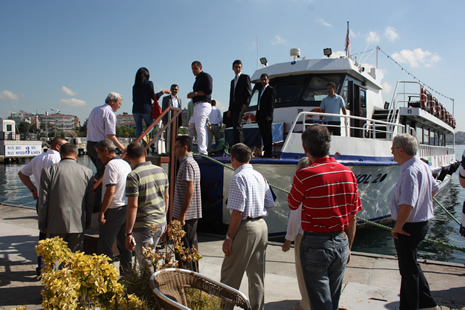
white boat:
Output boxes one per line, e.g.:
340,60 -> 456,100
195,48 -> 459,236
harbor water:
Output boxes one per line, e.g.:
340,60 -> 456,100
1,149 -> 464,265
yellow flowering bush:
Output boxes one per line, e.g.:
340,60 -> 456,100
36,237 -> 145,309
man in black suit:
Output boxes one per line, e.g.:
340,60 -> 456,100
256,74 -> 275,157
162,84 -> 182,152
227,60 -> 252,145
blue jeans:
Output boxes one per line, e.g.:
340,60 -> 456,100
300,232 -> 349,310
133,112 -> 154,138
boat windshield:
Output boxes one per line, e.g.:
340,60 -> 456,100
248,74 -> 345,109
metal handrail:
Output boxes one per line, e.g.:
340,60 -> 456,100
93,107 -> 181,191
290,111 -> 404,136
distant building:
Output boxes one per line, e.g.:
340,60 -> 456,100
9,111 -> 40,129
116,112 -> 136,128
40,113 -> 80,132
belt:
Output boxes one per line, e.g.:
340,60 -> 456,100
211,124 -> 219,126
304,231 -> 344,237
244,216 -> 264,221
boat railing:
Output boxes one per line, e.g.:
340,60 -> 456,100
418,144 -> 455,158
288,111 -> 405,140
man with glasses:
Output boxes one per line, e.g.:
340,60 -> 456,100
390,134 -> 440,310
18,137 -> 67,276
162,84 -> 182,152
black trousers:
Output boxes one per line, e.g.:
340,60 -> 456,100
87,141 -> 105,178
231,109 -> 245,145
394,221 -> 437,310
327,121 -> 341,136
86,140 -> 103,212
258,120 -> 272,156
177,219 -> 199,272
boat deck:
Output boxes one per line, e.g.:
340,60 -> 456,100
0,204 -> 464,309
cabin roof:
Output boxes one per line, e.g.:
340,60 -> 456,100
251,57 -> 383,90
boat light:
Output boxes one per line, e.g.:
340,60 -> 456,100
324,48 -> 332,58
260,57 -> 268,67
290,48 -> 301,61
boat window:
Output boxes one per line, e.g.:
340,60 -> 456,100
275,78 -> 305,104
302,75 -> 343,102
423,128 -> 429,145
416,126 -> 423,143
249,85 -> 260,108
360,89 -> 366,109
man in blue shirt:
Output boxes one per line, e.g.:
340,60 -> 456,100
320,82 -> 346,136
390,133 -> 440,310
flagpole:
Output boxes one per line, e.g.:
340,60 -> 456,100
345,21 -> 350,58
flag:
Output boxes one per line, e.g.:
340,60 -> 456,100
345,21 -> 350,58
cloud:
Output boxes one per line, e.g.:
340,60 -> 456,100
384,26 -> 398,42
331,50 -> 346,58
61,86 -> 78,96
367,31 -> 381,44
0,90 -> 20,100
315,18 -> 332,27
382,82 -> 393,94
392,48 -> 441,67
271,35 -> 287,45
59,98 -> 87,107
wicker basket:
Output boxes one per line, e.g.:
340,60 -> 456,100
149,268 -> 252,310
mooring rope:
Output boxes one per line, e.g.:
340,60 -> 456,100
197,153 -> 465,253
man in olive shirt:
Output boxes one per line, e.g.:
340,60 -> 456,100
125,142 -> 169,268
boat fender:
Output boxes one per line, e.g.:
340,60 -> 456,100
242,113 -> 256,124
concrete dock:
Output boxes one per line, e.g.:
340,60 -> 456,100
0,204 -> 464,309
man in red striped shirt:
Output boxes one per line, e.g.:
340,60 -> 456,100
288,125 -> 362,310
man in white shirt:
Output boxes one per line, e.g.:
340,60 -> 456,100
86,92 -> 126,178
95,139 -> 132,272
18,137 -> 67,276
208,100 -> 223,153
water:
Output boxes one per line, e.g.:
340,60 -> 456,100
352,144 -> 465,265
1,152 -> 465,265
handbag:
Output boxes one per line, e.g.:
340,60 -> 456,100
152,94 -> 162,120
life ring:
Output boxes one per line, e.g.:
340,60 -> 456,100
420,87 -> 427,109
306,108 -> 321,120
242,112 -> 256,124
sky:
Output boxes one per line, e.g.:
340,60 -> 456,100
1,0 -> 465,131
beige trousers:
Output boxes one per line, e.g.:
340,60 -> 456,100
221,218 -> 268,310
294,233 -> 311,310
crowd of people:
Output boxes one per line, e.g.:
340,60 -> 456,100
17,60 -> 446,310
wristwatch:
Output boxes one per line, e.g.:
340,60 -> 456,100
195,91 -> 198,96
225,234 -> 233,241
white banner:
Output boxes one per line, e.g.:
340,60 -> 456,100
5,144 -> 42,157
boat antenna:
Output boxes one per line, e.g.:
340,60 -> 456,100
256,37 -> 259,69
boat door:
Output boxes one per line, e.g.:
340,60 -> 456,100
347,81 -> 367,137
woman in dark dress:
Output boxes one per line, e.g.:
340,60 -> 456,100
132,67 -> 170,139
